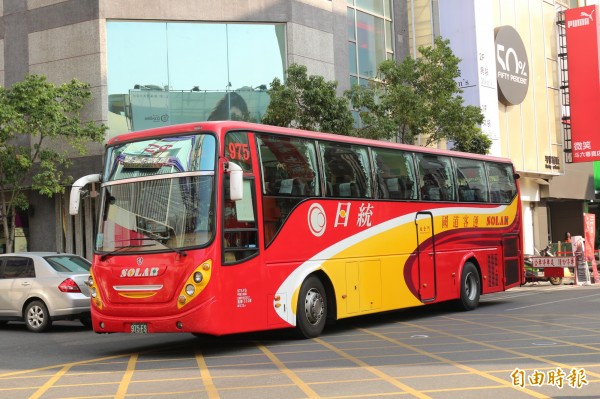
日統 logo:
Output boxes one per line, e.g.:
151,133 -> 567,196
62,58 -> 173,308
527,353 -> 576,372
308,203 -> 326,237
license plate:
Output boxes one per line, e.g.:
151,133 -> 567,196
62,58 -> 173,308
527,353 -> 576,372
130,323 -> 148,334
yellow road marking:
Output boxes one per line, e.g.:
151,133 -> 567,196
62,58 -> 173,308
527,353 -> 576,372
315,337 -> 433,399
195,349 -> 220,399
0,355 -> 127,378
358,328 -> 548,398
28,364 -> 72,399
115,353 -> 138,399
256,343 -> 321,398
441,315 -> 600,378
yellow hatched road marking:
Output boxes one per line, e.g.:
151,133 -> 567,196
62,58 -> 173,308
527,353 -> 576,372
115,353 -> 138,399
314,337 -> 433,399
26,364 -> 73,399
0,355 -> 127,378
256,343 -> 321,398
502,313 -> 600,339
441,315 -> 600,379
358,328 -> 548,398
195,349 -> 220,399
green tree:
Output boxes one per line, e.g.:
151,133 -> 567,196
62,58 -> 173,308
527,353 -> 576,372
262,64 -> 354,135
346,37 -> 491,154
0,75 -> 106,253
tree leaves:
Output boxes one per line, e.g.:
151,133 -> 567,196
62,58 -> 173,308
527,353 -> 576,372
0,74 -> 106,252
346,37 -> 491,154
263,39 -> 491,155
262,64 -> 354,135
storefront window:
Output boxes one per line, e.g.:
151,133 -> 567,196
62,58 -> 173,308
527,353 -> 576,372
106,22 -> 286,137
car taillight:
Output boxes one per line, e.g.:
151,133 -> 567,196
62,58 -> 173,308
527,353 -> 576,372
58,278 -> 82,293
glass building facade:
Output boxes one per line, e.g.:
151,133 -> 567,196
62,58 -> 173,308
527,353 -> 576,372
347,0 -> 394,87
2,0 -> 404,255
106,22 -> 286,137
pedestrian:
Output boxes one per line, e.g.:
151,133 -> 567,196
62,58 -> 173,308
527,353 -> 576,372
564,231 -> 571,243
572,235 -> 591,285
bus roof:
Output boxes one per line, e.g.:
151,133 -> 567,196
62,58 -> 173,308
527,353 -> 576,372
107,120 -> 513,164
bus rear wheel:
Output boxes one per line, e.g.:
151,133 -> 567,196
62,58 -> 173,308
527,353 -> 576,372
296,276 -> 327,338
457,262 -> 480,311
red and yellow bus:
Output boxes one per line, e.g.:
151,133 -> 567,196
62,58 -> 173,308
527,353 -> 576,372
70,121 -> 523,338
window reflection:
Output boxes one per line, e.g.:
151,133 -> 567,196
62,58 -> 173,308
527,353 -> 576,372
320,142 -> 372,199
356,11 -> 386,78
347,1 -> 393,87
356,0 -> 384,15
107,22 -> 285,137
166,24 -> 228,93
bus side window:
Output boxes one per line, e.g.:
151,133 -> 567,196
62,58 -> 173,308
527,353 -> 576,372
487,162 -> 516,204
372,148 -> 416,200
256,134 -> 319,246
321,142 -> 372,199
417,154 -> 456,202
454,158 -> 488,203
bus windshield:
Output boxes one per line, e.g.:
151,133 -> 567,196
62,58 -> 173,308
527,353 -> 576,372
97,134 -> 216,253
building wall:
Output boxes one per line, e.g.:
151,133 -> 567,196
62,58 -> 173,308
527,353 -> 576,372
99,0 -> 340,84
549,162 -> 595,199
549,200 -> 586,239
2,0 -> 590,255
406,0 -> 593,254
407,0 -> 434,57
0,0 -> 370,253
492,0 -> 563,176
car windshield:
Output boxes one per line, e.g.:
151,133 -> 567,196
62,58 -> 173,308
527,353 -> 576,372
97,133 -> 217,253
45,256 -> 91,273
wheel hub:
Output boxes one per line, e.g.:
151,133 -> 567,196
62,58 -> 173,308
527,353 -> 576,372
27,306 -> 44,328
465,273 -> 477,300
304,288 -> 324,325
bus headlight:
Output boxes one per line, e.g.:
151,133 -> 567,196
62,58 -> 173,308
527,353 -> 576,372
88,271 -> 103,310
185,284 -> 195,296
177,260 -> 212,309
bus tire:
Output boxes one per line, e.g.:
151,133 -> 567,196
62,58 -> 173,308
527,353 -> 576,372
457,262 -> 480,311
296,276 -> 327,338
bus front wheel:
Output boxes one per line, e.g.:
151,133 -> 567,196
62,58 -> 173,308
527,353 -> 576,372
457,262 -> 480,311
296,276 -> 327,338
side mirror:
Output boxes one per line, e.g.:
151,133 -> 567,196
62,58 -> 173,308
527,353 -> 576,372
227,162 -> 243,201
69,174 -> 101,215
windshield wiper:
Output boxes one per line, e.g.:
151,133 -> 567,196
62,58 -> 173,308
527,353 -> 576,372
144,236 -> 187,256
100,244 -> 155,261
124,237 -> 187,257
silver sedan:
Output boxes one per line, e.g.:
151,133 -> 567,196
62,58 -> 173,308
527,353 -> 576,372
0,252 -> 91,332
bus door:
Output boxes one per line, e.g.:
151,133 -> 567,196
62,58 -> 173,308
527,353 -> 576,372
415,212 -> 436,302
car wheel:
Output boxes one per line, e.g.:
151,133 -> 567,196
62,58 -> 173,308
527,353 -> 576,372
549,277 -> 563,286
296,276 -> 327,338
457,262 -> 480,311
25,300 -> 52,332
